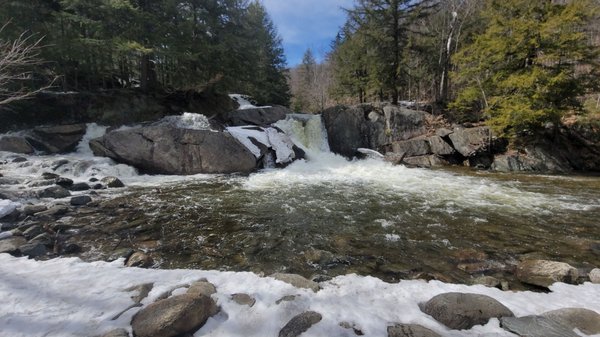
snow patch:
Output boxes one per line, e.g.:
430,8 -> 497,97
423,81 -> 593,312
226,126 -> 296,164
0,200 -> 20,218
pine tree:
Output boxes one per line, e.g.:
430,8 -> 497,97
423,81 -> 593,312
451,0 -> 600,137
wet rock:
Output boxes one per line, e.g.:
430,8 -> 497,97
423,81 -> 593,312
500,316 -> 579,337
0,236 -> 27,254
70,182 -> 91,191
131,294 -> 218,337
19,242 -> 47,258
70,195 -> 92,206
26,124 -> 87,154
540,308 -> 600,335
589,268 -> 600,283
42,172 -> 60,180
23,204 -> 48,216
0,136 -> 35,154
55,177 -> 74,188
60,242 -> 81,254
29,233 -> 53,246
516,260 -> 579,288
101,176 -> 125,188
23,225 -> 44,239
38,186 -> 71,199
108,248 -> 134,262
387,324 -> 441,337
97,328 -> 130,337
231,293 -> 255,307
12,156 -> 28,163
125,283 -> 154,304
125,251 -> 154,268
321,105 -> 370,158
36,205 -> 69,218
187,280 -> 216,297
278,311 -> 322,337
91,126 -> 257,175
419,292 -> 514,330
92,183 -> 104,190
402,155 -> 447,168
51,159 -> 69,170
271,273 -> 320,292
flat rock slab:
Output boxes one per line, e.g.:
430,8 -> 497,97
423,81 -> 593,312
500,316 -> 580,337
516,259 -> 579,287
541,308 -> 600,335
279,311 -> 322,337
387,323 -> 441,337
419,292 -> 514,330
131,294 -> 217,337
271,273 -> 320,292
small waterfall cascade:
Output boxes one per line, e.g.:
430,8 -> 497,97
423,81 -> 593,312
274,114 -> 330,154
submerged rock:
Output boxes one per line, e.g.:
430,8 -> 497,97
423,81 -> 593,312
516,259 -> 579,288
131,294 -> 217,337
90,126 -> 257,175
387,323 -> 441,337
278,311 -> 322,337
419,292 -> 514,330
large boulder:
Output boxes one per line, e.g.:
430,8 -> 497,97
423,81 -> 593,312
322,105 -> 369,158
0,136 -> 35,154
500,316 -> 580,337
278,311 -> 322,337
419,292 -> 514,330
383,105 -> 428,141
540,308 -> 600,335
448,126 -> 493,157
90,126 -> 257,175
516,260 -> 579,288
131,294 -> 217,337
221,105 -> 290,126
25,124 -> 87,154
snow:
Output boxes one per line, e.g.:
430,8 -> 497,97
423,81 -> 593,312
226,126 -> 296,164
0,254 -> 599,337
0,200 -> 19,218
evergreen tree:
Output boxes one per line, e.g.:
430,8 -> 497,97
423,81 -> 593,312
451,0 -> 600,137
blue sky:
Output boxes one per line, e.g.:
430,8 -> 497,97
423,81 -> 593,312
261,0 -> 355,67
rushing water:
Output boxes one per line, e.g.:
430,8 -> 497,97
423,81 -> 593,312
2,118 -> 600,286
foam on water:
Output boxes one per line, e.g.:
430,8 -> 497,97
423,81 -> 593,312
155,112 -> 214,130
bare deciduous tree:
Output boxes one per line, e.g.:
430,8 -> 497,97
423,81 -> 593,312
0,22 -> 54,105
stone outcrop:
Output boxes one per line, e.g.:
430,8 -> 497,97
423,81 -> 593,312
419,292 -> 514,330
516,260 -> 579,288
90,126 -> 257,175
131,294 -> 218,337
26,124 -> 87,154
220,105 -> 290,126
0,136 -> 35,154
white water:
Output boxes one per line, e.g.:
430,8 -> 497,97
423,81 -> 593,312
229,94 -> 271,110
274,114 -> 330,154
154,112 -> 214,131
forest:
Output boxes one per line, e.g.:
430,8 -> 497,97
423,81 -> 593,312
1,0 -> 600,138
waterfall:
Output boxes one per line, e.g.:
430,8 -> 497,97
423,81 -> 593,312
273,114 -> 330,154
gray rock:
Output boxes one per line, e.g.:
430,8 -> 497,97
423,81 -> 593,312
131,294 -> 218,337
279,311 -> 322,337
125,283 -> 154,304
419,292 -> 514,330
90,126 -> 257,175
23,204 -> 48,216
383,105 -> 428,141
25,124 -> 87,154
500,316 -> 580,337
221,105 -> 289,126
12,156 -> 27,163
340,321 -> 364,335
271,273 -> 320,292
0,136 -> 34,154
391,138 -> 431,157
472,276 -> 501,288
402,155 -> 447,168
59,242 -> 81,254
516,260 -> 579,288
55,177 -> 74,188
590,268 -> 600,283
321,105 -> 369,158
36,205 -> 69,217
23,225 -> 44,239
541,308 -> 600,335
435,128 -> 453,138
97,328 -> 130,337
38,186 -> 71,199
29,233 -> 53,246
125,251 -> 154,268
231,293 -> 255,307
70,195 -> 92,206
42,172 -> 60,180
187,280 -> 217,297
427,136 -> 455,156
384,152 -> 407,165
19,242 -> 47,258
276,295 -> 298,305
101,176 -> 124,188
70,182 -> 91,191
387,324 -> 441,337
0,236 -> 27,254
448,126 -> 493,157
